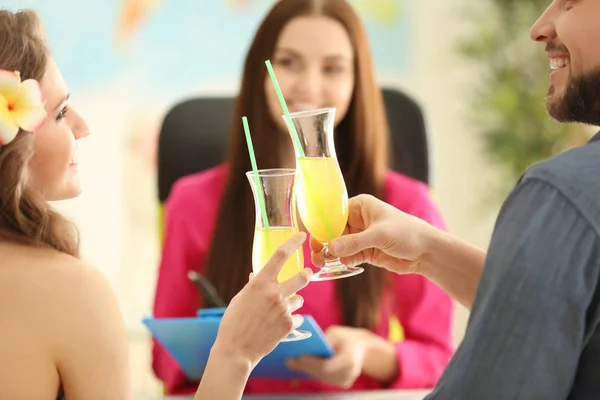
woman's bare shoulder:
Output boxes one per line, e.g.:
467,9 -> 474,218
0,242 -> 130,398
0,241 -> 107,287
0,241 -> 120,331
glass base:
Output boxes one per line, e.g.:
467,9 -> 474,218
311,260 -> 364,282
282,329 -> 312,342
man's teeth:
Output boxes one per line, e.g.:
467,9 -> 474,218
550,58 -> 570,70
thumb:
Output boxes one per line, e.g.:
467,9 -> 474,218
328,231 -> 378,257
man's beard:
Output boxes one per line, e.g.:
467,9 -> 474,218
546,66 -> 600,126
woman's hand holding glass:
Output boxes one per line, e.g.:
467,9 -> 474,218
213,233 -> 312,367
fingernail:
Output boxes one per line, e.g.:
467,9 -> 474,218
298,232 -> 307,241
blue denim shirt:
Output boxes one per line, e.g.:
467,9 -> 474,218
427,132 -> 600,399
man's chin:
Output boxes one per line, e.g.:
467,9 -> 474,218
545,66 -> 600,126
546,92 -> 568,122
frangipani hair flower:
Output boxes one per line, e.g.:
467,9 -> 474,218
0,69 -> 47,146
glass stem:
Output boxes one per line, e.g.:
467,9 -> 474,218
321,244 -> 340,267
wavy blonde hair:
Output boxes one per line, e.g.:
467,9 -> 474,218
0,9 -> 79,256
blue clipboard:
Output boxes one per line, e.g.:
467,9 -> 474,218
143,308 -> 334,380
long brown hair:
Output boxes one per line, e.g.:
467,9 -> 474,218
0,9 -> 79,257
205,0 -> 390,329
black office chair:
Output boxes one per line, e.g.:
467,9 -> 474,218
157,87 -> 430,205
